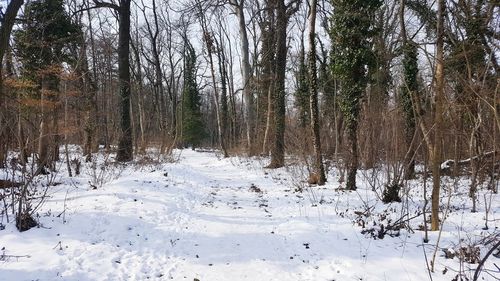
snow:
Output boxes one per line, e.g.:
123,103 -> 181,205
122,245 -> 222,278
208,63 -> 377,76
1,149 -> 499,281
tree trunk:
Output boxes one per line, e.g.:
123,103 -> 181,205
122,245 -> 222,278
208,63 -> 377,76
83,8 -> 99,162
307,0 -> 326,185
0,0 -> 25,167
268,0 -> 287,168
216,33 -> 229,147
262,79 -> 274,155
258,6 -> 276,155
431,0 -> 445,231
197,2 -> 229,157
116,0 -> 133,162
143,0 -> 167,152
38,75 -> 59,173
399,0 -> 417,180
232,1 -> 254,154
131,37 -> 146,153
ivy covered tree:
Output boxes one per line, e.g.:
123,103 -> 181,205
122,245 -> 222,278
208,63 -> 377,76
294,34 -> 309,129
267,0 -> 300,168
400,39 -> 419,181
329,0 -> 381,190
15,0 -> 80,172
181,39 -> 205,148
307,0 -> 326,185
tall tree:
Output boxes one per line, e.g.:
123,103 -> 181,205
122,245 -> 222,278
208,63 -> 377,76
430,0 -> 445,231
181,39 -> 205,148
78,4 -> 99,162
259,0 -> 276,155
92,0 -> 133,162
0,0 -> 24,167
196,1 -> 228,157
329,0 -> 381,190
399,0 -> 418,180
228,0 -> 255,154
295,28 -> 309,129
140,0 -> 169,152
307,0 -> 326,184
214,18 -> 230,149
267,0 -> 300,168
15,0 -> 80,172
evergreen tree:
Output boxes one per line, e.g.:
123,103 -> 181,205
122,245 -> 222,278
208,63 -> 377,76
15,0 -> 80,171
15,0 -> 80,77
329,0 -> 381,190
181,39 -> 205,148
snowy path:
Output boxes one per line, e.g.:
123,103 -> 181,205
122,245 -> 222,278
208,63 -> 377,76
0,149 -> 498,281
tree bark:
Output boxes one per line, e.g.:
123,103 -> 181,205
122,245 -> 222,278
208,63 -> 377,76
307,0 -> 326,185
399,0 -> 417,180
216,31 -> 229,147
0,0 -> 24,167
131,32 -> 146,153
431,0 -> 445,231
231,0 -> 254,154
268,0 -> 288,168
83,7 -> 99,162
38,75 -> 59,173
259,5 -> 276,155
115,0 -> 133,162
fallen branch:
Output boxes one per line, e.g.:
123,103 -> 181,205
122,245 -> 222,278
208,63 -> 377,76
441,150 -> 499,174
0,253 -> 31,261
473,235 -> 500,281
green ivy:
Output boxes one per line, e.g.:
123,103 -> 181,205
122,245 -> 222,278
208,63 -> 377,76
328,0 -> 381,130
181,40 -> 206,148
294,46 -> 309,128
400,40 -> 419,138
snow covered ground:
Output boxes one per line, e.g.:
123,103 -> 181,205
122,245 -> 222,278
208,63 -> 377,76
0,149 -> 499,281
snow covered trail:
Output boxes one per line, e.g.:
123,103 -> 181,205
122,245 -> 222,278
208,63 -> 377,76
0,149 -> 498,281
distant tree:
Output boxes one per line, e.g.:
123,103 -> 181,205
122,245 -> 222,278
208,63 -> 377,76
140,0 -> 169,152
329,0 -> 381,190
196,0 -> 229,157
295,31 -> 309,129
181,39 -> 205,148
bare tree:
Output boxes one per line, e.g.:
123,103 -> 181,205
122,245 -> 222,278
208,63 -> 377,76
267,0 -> 301,168
91,0 -> 133,162
228,0 -> 255,154
194,0 -> 229,157
429,0 -> 445,231
0,0 -> 25,167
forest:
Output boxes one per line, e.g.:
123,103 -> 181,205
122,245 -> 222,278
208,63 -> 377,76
0,0 -> 499,280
